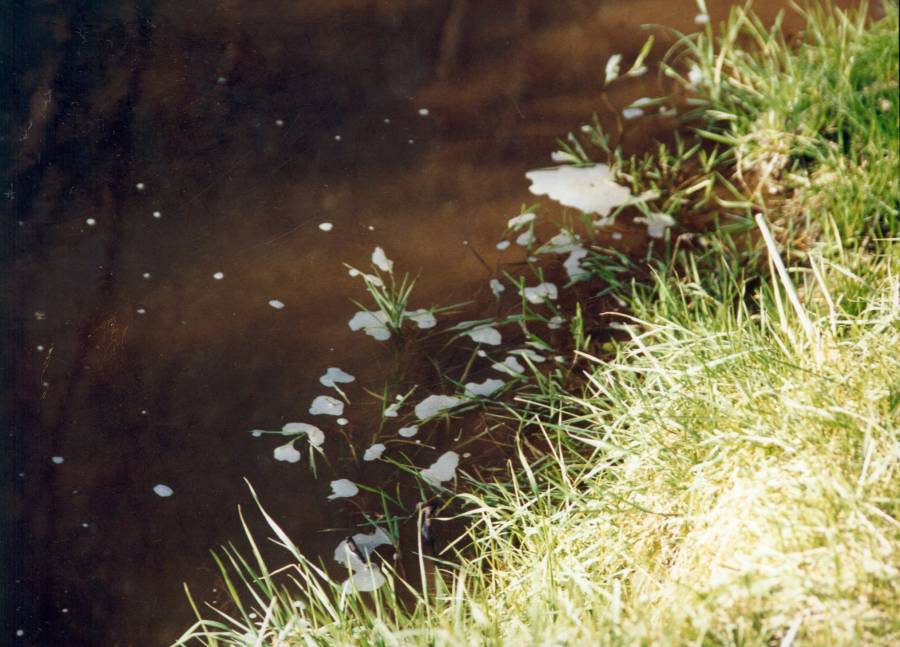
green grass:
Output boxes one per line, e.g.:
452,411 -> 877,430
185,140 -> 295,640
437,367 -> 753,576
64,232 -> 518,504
176,3 -> 899,645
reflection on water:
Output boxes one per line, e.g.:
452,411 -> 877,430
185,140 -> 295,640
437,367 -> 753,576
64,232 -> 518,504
4,1 -> 804,644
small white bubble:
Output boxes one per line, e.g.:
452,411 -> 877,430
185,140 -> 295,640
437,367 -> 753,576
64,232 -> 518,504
337,417 -> 348,426
463,452 -> 471,458
85,218 -> 97,226
142,272 -> 151,279
334,135 -> 342,141
136,308 -> 146,315
81,522 -> 89,528
213,271 -> 224,280
140,409 -> 148,415
51,456 -> 64,464
611,232 -> 623,240
408,138 -> 415,144
217,76 -> 227,84
268,299 -> 285,310
418,108 -> 429,116
36,345 -> 45,352
16,629 -> 24,637
152,211 -> 162,219
318,222 -> 333,232
275,119 -> 284,127
135,183 -> 145,191
367,225 -> 375,231
153,484 -> 174,497
61,608 -> 69,614
383,118 -> 391,124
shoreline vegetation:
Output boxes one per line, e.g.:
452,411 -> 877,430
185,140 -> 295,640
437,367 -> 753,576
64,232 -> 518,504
177,2 -> 899,645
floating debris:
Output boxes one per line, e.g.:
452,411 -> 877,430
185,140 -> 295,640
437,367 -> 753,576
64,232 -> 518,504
508,212 -> 536,229
510,348 -> 546,363
153,484 -> 174,497
516,230 -> 535,246
363,443 -> 386,461
275,119 -> 284,127
213,272 -> 224,280
634,212 -> 676,238
273,442 -> 301,463
522,282 -> 558,304
153,211 -> 162,219
611,232 -> 624,241
464,378 -> 505,397
318,222 -> 333,232
334,527 -> 392,569
496,240 -> 511,250
337,417 -> 349,426
319,367 -> 355,389
489,279 -> 505,296
563,247 -> 590,280
371,247 -> 393,273
539,230 -> 581,254
605,53 -> 623,84
309,395 -> 344,416
526,164 -> 632,217
414,395 -> 462,420
268,299 -> 285,310
384,402 -> 401,418
250,429 -> 265,437
85,218 -> 96,227
282,422 -> 325,447
348,310 -> 391,341
51,456 -> 64,465
622,107 -> 644,120
135,182 -> 145,191
404,308 -> 437,329
328,479 -> 359,499
421,451 -> 460,486
465,325 -> 502,346
334,135 -> 342,141
136,308 -> 146,315
398,425 -> 419,438
142,272 -> 151,279
36,345 -> 44,352
418,108 -> 430,116
492,355 -> 526,376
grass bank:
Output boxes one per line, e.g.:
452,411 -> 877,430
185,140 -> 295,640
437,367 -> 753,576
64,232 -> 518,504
177,2 -> 899,645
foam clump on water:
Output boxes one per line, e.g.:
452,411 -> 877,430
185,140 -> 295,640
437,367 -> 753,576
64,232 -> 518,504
153,484 -> 174,497
273,442 -> 301,463
522,282 -> 558,304
415,395 -> 462,420
465,325 -> 502,346
363,443 -> 386,461
492,355 -> 526,376
421,451 -> 460,486
319,367 -> 355,389
398,425 -> 419,438
371,247 -> 393,273
635,212 -> 676,238
404,309 -> 437,329
328,479 -> 359,500
464,378 -> 505,397
348,310 -> 391,341
268,299 -> 285,310
282,422 -> 325,447
309,395 -> 344,416
526,164 -> 632,217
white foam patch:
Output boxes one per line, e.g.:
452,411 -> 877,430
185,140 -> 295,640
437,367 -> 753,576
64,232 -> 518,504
563,247 -> 590,279
371,247 -> 393,273
318,222 -> 333,231
551,150 -> 577,163
415,395 -> 462,420
634,212 -> 676,238
153,484 -> 174,497
464,378 -> 505,397
421,451 -> 460,486
516,230 -> 535,246
274,442 -> 302,463
342,565 -> 386,593
337,417 -> 349,426
492,355 -> 526,376
605,53 -> 623,84
489,279 -> 505,296
363,443 -> 386,461
319,367 -> 356,388
465,325 -> 502,346
51,456 -> 64,464
213,272 -> 224,280
526,164 -> 632,217
328,479 -> 359,499
309,395 -> 344,416
405,309 -> 437,329
496,240 -> 511,250
398,425 -> 419,438
522,282 -> 558,304
384,402 -> 400,418
611,232 -> 624,241
508,212 -> 536,229
510,348 -> 546,363
348,310 -> 391,341
282,422 -> 325,447
153,211 -> 162,219
268,299 -> 285,310
622,107 -> 644,120
250,429 -> 265,437
86,218 -> 96,226
539,230 -> 581,254
418,107 -> 429,116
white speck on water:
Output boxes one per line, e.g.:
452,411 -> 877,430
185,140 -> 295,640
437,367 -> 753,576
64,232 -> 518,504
539,230 -> 581,254
622,107 -> 644,120
464,378 -> 505,397
496,240 -> 511,250
628,65 -> 648,78
363,443 -> 386,461
688,63 -> 705,86
81,522 -> 89,528
319,367 -> 355,388
140,409 -> 148,415
476,349 -> 487,357
605,53 -> 623,84
408,138 -> 415,144
415,395 -> 463,420
250,429 -> 264,437
36,345 -> 44,352
248,613 -> 257,619
522,282 -> 558,304
418,108 -> 429,116
634,212 -> 676,238
551,150 -> 577,163
337,417 -> 349,426
526,164 -> 632,217
274,442 -> 302,463
51,456 -> 64,464
508,212 -> 536,229
328,478 -> 359,499
217,76 -> 227,84
611,232 -> 623,240
384,118 -> 391,123
348,310 -> 391,341
384,402 -> 401,418
489,279 -> 505,296
136,308 -> 146,315
516,230 -> 535,246
34,311 -> 46,320
465,325 -> 502,346
367,225 -> 375,231
398,425 -> 419,438
371,246 -> 393,272
268,299 -> 285,310
694,13 -> 710,25
135,182 -> 145,191
334,527 -> 392,570
16,630 -> 24,637
309,395 -> 344,416
318,222 -> 333,231
548,315 -> 565,330
348,268 -> 360,277
275,119 -> 284,127
510,348 -> 546,363
153,484 -> 174,497
342,565 -> 386,592
334,135 -> 342,141
152,211 -> 162,219
421,451 -> 460,486
213,271 -> 224,280
282,422 -> 325,447
492,355 -> 526,376
85,218 -> 96,226
61,608 -> 68,614
142,272 -> 151,279
404,308 -> 437,329
463,452 -> 471,458
563,247 -> 590,280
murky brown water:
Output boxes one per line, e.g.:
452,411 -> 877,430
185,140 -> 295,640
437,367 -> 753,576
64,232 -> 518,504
4,1 -> 822,644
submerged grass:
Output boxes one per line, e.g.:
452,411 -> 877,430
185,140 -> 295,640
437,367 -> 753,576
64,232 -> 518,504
177,3 -> 899,645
